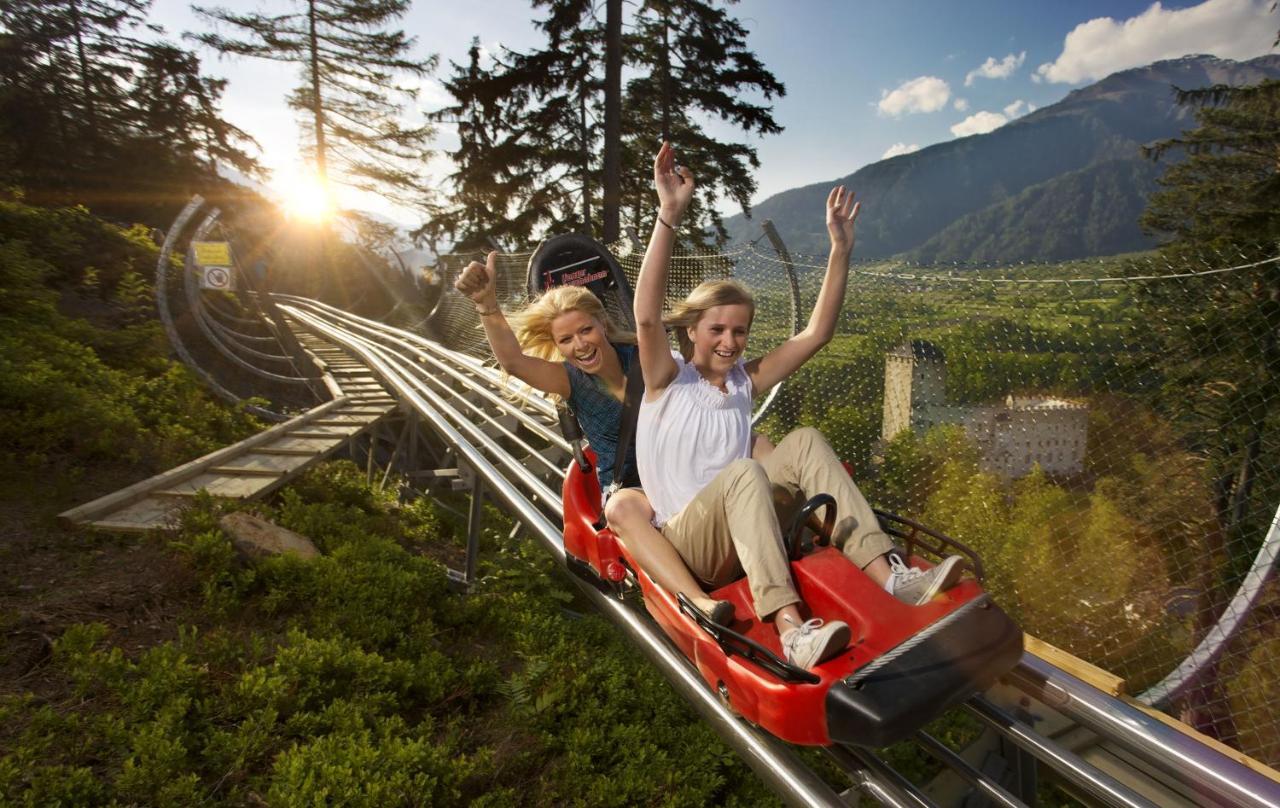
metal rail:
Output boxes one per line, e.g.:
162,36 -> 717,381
278,298 -> 567,457
152,198 -> 284,420
181,214 -> 310,382
1139,504 -> 1280,708
277,302 -> 850,808
1006,655 -> 1280,808
259,297 -> 1280,808
912,731 -> 1026,808
966,696 -> 1158,808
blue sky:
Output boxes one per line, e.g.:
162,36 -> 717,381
151,0 -> 1277,224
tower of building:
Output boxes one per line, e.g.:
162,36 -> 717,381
881,340 -> 946,441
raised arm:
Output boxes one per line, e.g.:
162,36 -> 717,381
634,141 -> 694,396
747,186 -> 860,395
454,251 -> 570,398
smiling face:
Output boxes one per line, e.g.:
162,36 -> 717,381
550,309 -> 613,374
687,303 -> 752,374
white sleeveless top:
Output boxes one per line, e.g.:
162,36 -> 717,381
637,351 -> 753,526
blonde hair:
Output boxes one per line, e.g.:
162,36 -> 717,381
507,285 -> 635,363
663,279 -> 755,360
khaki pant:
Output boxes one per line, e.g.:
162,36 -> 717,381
659,427 -> 894,619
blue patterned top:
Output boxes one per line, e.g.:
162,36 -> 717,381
565,343 -> 641,489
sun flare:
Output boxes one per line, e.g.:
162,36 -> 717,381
274,169 -> 336,224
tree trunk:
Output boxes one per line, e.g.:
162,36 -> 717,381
1178,660 -> 1240,747
660,8 -> 671,143
1229,424 -> 1262,530
50,68 -> 72,157
1230,283 -> 1280,537
67,0 -> 99,154
579,80 -> 592,235
306,0 -> 328,185
601,0 -> 621,242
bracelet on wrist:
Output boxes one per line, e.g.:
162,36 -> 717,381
475,304 -> 500,316
657,212 -> 679,232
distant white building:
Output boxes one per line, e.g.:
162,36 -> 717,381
882,340 -> 1088,477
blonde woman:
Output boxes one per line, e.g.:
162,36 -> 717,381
634,142 -> 962,671
454,253 -> 765,623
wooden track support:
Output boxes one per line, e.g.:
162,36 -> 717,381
59,396 -> 394,533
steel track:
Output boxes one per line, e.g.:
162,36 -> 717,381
272,295 -> 1279,808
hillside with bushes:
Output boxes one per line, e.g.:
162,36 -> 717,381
0,198 -> 795,806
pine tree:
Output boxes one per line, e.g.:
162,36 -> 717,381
0,0 -> 153,188
1142,81 -> 1280,255
428,0 -> 782,251
419,41 -> 563,253
0,0 -> 257,218
1135,79 -> 1280,744
515,2 -> 607,239
128,43 -> 259,179
621,0 -> 784,244
192,0 -> 436,208
1138,80 -> 1280,555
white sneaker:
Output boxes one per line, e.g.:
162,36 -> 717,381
888,554 -> 963,605
781,618 -> 850,669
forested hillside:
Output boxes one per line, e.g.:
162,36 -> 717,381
724,54 -> 1280,261
908,159 -> 1163,262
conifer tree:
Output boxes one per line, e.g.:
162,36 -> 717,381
128,43 -> 258,179
622,0 -> 784,244
1143,81 -> 1280,255
420,42 -> 559,253
1139,79 -> 1280,552
1136,80 -> 1280,744
422,5 -> 607,252
0,0 -> 153,179
192,0 -> 435,208
0,0 -> 256,218
516,2 -> 607,238
429,0 -> 782,251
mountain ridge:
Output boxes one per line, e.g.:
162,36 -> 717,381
723,54 -> 1280,262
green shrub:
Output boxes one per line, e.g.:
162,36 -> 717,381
266,720 -> 492,807
0,200 -> 261,476
0,199 -> 159,290
2,464 -> 782,806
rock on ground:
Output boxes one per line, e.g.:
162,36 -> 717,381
219,512 -> 320,561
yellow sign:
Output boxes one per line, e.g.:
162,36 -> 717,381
192,241 -> 232,266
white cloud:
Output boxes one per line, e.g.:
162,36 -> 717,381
882,142 -> 921,159
965,52 -> 1027,86
476,40 -> 504,66
1003,99 -> 1028,118
954,98 -> 970,111
950,111 -> 1008,137
877,76 -> 951,117
1036,0 -> 1275,84
416,79 -> 454,108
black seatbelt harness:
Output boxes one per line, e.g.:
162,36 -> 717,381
603,352 -> 645,503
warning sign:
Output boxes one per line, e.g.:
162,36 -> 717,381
201,265 -> 232,290
191,241 -> 232,267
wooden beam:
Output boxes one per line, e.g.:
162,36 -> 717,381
208,466 -> 289,477
59,397 -> 356,525
252,447 -> 324,456
1025,634 -> 1127,697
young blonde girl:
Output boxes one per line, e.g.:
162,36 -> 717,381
454,254 -> 767,623
633,142 -> 962,670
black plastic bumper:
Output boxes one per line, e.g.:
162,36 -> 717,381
825,598 -> 1024,748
